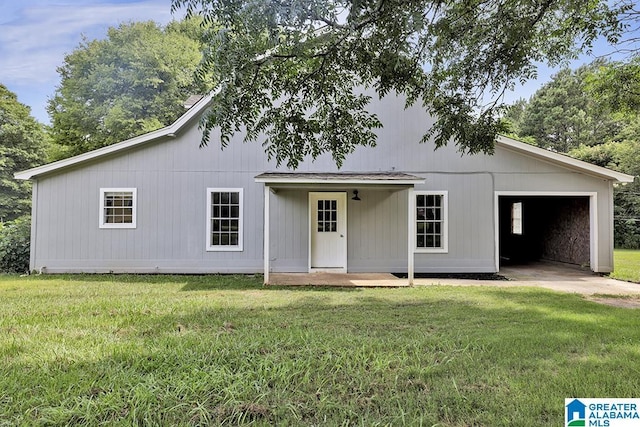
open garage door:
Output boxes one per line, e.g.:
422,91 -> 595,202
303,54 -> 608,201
497,195 -> 592,269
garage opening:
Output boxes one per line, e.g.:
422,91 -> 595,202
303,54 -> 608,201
498,196 -> 591,267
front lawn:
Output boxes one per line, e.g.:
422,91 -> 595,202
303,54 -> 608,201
612,249 -> 640,283
1,274 -> 639,426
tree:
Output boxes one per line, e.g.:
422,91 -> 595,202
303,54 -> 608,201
0,84 -> 47,222
568,112 -> 640,249
507,62 -> 624,152
587,55 -> 640,114
171,0 -> 626,168
48,19 -> 208,158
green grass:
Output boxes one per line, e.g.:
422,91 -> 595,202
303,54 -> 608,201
612,249 -> 640,283
1,274 -> 640,426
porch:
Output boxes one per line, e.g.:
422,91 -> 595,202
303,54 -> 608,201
268,272 -> 408,287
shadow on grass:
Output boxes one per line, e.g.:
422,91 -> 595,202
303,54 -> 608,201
26,273 -> 363,292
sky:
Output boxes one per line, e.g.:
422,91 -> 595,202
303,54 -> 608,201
0,0 -> 176,123
0,0 -> 633,125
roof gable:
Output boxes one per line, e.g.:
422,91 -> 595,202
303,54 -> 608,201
15,94 -> 634,184
14,91 -> 216,180
495,135 -> 634,183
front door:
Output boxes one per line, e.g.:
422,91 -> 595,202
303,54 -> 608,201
309,192 -> 347,271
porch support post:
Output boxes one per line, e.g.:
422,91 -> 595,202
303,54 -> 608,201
407,187 -> 415,286
263,185 -> 270,285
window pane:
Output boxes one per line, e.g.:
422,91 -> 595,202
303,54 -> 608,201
103,191 -> 134,225
415,193 -> 445,250
330,222 -> 336,232
512,202 -> 523,235
209,189 -> 241,247
426,235 -> 434,247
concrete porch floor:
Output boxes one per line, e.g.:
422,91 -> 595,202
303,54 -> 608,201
268,272 -> 407,287
267,262 -> 640,296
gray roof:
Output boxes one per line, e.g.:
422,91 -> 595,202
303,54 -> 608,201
254,172 -> 425,185
256,172 -> 421,180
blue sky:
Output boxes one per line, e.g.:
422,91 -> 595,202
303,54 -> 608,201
0,0 -> 629,124
0,0 -> 176,123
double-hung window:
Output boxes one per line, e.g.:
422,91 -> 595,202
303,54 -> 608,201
415,191 -> 448,253
99,188 -> 137,229
207,188 -> 243,251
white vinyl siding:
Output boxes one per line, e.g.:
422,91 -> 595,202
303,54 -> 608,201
415,191 -> 448,253
99,188 -> 137,229
207,188 -> 243,251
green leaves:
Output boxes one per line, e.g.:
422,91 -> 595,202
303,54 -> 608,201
512,62 -> 624,152
47,20 -> 207,158
0,85 -> 46,222
0,216 -> 30,273
172,0 -> 625,168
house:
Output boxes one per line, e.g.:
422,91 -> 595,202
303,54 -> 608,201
566,399 -> 586,424
15,92 -> 633,284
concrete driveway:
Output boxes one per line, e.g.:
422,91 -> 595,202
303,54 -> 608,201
424,262 -> 640,297
270,262 -> 640,298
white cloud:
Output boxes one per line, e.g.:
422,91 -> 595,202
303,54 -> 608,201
0,0 -> 177,122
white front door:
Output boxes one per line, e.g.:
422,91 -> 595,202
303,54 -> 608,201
309,192 -> 347,271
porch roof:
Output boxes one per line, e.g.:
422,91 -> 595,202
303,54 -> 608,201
255,172 -> 425,186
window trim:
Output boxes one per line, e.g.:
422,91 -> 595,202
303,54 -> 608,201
99,188 -> 137,229
414,190 -> 448,253
206,187 -> 244,252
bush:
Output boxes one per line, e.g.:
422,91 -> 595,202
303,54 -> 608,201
0,216 -> 31,273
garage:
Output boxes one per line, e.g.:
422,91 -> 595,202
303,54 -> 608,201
497,194 -> 593,269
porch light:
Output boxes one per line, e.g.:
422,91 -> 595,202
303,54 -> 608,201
352,190 -> 361,201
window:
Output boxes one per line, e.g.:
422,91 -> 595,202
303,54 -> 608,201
317,199 -> 337,232
511,202 -> 523,235
415,191 -> 448,252
207,188 -> 243,251
99,188 -> 137,229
